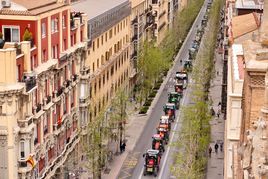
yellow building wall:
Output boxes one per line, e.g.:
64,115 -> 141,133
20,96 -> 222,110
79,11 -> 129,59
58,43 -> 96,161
86,16 -> 131,116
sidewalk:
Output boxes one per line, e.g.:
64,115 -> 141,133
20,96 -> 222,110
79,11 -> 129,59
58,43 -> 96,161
102,107 -> 148,179
206,52 -> 225,179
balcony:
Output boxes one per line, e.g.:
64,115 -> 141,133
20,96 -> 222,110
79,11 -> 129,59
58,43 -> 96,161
131,51 -> 137,60
72,74 -> 79,82
131,34 -> 138,42
131,16 -> 138,25
34,138 -> 38,145
36,103 -> 42,113
56,87 -> 65,97
65,80 -> 71,88
47,96 -> 51,104
23,75 -> 37,92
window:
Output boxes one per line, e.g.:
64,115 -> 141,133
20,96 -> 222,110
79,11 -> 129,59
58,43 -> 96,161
97,38 -> 99,48
41,23 -> 46,38
3,26 -> 19,42
20,141 -> 25,159
109,29 -> 113,39
97,59 -> 99,68
105,32 -> 108,42
51,18 -> 58,33
43,115 -> 48,135
42,50 -> 46,62
101,35 -> 103,45
93,41 -> 95,51
62,15 -> 66,28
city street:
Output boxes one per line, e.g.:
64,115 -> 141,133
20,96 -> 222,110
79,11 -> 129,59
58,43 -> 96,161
117,0 -> 211,178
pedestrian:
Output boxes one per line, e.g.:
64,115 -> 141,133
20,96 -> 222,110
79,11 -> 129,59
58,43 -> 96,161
209,146 -> 212,157
122,142 -> 126,152
214,143 -> 219,153
220,142 -> 223,152
218,102 -> 221,106
217,109 -> 220,118
210,107 -> 215,116
120,140 -> 123,153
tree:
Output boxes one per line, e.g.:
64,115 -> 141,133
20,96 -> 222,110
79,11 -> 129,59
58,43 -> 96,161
172,0 -> 223,178
109,88 -> 129,154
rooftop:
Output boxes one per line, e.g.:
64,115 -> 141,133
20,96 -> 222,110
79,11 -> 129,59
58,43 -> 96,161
231,13 -> 259,39
235,0 -> 264,9
71,0 -> 129,19
0,0 -> 67,15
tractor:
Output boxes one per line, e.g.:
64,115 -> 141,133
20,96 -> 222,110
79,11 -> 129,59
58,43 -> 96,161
168,92 -> 181,109
143,149 -> 161,177
157,126 -> 169,144
163,103 -> 176,122
160,115 -> 172,130
152,134 -> 165,153
175,71 -> 188,89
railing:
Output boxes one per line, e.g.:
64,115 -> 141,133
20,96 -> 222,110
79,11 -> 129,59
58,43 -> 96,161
131,16 -> 138,25
131,51 -> 137,59
57,87 -> 64,97
66,80 -> 71,88
72,74 -> 78,82
23,76 -> 37,92
47,96 -> 51,104
36,103 -> 42,113
131,34 -> 138,42
34,138 -> 38,145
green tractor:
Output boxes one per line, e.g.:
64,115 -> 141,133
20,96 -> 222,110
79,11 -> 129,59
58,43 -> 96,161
183,59 -> 192,72
168,92 -> 181,109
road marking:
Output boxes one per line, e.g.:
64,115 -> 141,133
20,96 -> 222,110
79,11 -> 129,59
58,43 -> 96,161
157,85 -> 190,179
137,85 -> 190,179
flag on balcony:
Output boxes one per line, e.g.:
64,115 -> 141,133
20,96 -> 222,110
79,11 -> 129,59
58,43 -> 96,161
26,155 -> 35,168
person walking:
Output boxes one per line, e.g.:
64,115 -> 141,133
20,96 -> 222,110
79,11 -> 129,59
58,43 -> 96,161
220,142 -> 223,152
214,143 -> 219,153
210,107 -> 215,116
209,146 -> 212,157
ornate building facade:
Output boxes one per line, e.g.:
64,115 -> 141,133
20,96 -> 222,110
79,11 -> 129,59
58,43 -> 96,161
0,0 -> 89,178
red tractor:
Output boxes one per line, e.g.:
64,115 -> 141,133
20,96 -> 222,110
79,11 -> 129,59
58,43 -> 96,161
160,116 -> 171,130
152,134 -> 165,153
163,103 -> 176,122
157,126 -> 169,144
143,149 -> 161,177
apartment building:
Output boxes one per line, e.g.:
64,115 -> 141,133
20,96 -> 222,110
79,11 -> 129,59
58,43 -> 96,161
151,0 -> 169,44
72,0 -> 131,121
0,0 -> 89,178
224,0 -> 268,178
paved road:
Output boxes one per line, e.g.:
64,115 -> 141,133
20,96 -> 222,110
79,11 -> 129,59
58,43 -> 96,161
118,1 -> 211,178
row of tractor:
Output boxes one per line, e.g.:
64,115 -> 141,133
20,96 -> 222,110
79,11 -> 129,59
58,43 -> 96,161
184,2 -> 211,73
142,71 -> 188,177
141,1 -> 212,176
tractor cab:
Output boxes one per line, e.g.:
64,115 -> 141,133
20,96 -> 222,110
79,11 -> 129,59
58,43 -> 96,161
163,103 -> 176,122
152,134 -> 165,153
189,47 -> 197,60
143,149 -> 161,177
157,126 -> 169,144
168,92 -> 181,109
174,82 -> 184,96
183,59 -> 192,72
160,116 -> 172,129
175,71 -> 188,89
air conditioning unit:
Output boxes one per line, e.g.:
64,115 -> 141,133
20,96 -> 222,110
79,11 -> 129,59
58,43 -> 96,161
1,0 -> 11,8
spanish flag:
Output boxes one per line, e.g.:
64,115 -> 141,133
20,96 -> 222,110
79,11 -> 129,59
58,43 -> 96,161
26,155 -> 35,168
